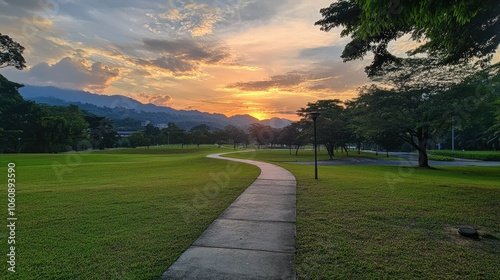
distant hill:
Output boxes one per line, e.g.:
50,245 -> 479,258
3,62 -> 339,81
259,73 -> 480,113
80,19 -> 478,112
19,85 -> 292,130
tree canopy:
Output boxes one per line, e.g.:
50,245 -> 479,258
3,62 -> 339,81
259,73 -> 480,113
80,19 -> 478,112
348,64 -> 499,167
316,0 -> 500,73
297,99 -> 353,159
0,33 -> 26,70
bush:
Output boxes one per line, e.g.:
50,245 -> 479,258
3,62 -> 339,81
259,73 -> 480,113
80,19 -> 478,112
431,150 -> 500,161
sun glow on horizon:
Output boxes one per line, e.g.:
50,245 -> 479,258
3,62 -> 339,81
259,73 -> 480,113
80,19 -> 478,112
248,111 -> 270,121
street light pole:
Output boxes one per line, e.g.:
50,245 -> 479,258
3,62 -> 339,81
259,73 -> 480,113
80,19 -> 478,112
310,112 -> 320,180
451,116 -> 455,151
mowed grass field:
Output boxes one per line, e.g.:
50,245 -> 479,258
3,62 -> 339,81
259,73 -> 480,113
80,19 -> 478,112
1,147 -> 499,279
227,150 -> 500,279
0,146 -> 260,279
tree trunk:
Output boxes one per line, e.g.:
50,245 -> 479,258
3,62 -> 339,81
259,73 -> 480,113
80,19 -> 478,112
343,145 -> 349,157
400,128 -> 431,168
417,137 -> 430,167
295,145 -> 300,156
325,144 -> 334,160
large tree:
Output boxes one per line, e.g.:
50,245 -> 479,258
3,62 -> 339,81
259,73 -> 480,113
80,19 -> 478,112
128,131 -> 148,148
249,123 -> 274,149
144,123 -> 161,146
35,105 -> 89,153
190,124 -> 212,147
0,34 -> 27,152
85,114 -> 116,150
443,64 -> 500,150
350,64 -> 499,167
350,86 -> 446,167
316,0 -> 500,73
0,74 -> 50,153
0,33 -> 26,70
297,99 -> 351,160
278,122 -> 307,155
161,122 -> 188,146
224,125 -> 248,149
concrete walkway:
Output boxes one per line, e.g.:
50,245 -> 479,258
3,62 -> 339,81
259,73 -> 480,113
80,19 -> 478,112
160,152 -> 297,279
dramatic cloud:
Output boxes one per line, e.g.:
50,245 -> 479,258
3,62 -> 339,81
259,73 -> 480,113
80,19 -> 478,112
0,0 -> 404,120
147,0 -> 292,36
150,56 -> 197,73
138,93 -> 173,106
228,72 -> 307,91
166,1 -> 221,36
142,38 -> 230,63
227,60 -> 368,94
137,38 -> 232,76
20,57 -> 120,92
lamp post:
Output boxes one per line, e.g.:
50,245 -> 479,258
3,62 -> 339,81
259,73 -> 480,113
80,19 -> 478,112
17,137 -> 21,154
451,116 -> 455,151
310,112 -> 320,180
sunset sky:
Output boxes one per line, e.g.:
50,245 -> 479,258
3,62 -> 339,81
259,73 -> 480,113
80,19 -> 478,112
1,0 -> 498,120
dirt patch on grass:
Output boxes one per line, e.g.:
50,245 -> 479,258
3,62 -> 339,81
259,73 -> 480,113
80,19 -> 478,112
444,226 -> 499,248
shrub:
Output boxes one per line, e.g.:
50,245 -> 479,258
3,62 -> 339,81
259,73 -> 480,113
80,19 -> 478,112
431,150 -> 500,161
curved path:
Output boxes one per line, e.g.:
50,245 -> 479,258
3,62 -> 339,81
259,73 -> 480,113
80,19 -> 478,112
161,152 -> 297,279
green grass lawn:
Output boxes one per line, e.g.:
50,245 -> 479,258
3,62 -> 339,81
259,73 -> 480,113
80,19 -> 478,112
0,145 -> 260,279
2,147 -> 498,279
227,150 -> 500,279
225,148 -> 401,162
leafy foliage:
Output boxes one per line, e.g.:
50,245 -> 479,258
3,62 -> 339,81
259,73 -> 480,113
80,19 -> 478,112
297,99 -> 353,159
316,0 -> 500,72
224,125 -> 249,148
278,122 -> 308,155
128,131 -> 149,148
0,33 -> 26,70
249,123 -> 274,148
0,73 -> 122,153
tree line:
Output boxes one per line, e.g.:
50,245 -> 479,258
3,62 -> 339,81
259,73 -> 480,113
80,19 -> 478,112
127,122 -> 283,150
296,64 -> 499,167
0,72 -> 285,153
124,65 -> 500,170
2,65 -> 498,165
0,73 -> 119,153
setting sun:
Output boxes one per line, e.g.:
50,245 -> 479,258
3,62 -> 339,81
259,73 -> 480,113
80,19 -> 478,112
248,111 -> 269,121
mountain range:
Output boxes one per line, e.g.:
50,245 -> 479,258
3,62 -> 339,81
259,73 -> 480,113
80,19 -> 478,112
19,85 -> 292,130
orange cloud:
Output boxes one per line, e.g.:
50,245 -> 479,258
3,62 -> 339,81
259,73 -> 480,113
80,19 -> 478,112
18,57 -> 119,92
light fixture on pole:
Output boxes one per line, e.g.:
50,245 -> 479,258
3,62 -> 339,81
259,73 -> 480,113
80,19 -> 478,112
310,112 -> 320,180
